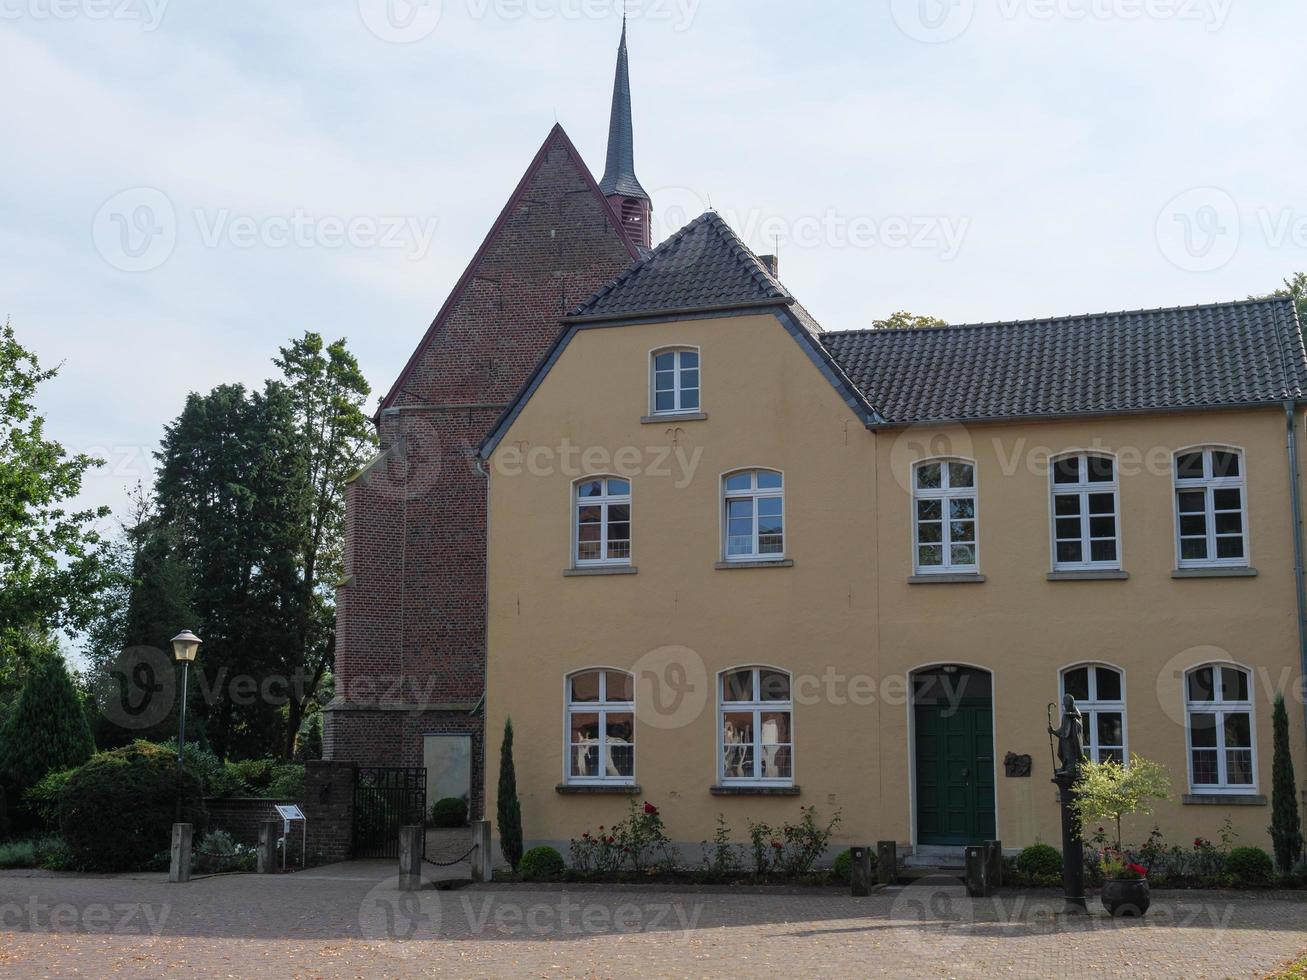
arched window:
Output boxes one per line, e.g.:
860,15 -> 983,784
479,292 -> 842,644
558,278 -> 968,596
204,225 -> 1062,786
719,666 -> 792,784
650,347 -> 700,416
565,669 -> 635,784
723,470 -> 784,561
574,477 -> 631,566
1175,447 -> 1248,567
1050,453 -> 1120,570
1185,663 -> 1256,792
1061,664 -> 1126,764
913,459 -> 978,573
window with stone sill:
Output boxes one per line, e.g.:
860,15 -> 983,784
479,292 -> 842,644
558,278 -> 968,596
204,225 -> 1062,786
1185,664 -> 1256,793
1175,447 -> 1248,568
574,477 -> 631,567
719,666 -> 793,784
566,669 -> 635,784
913,459 -> 978,574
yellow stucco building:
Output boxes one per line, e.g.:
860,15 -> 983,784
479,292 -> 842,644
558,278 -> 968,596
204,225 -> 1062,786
478,212 -> 1307,863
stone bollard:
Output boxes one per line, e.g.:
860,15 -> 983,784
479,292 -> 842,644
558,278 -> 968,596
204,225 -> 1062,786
849,846 -> 873,897
470,819 -> 492,883
398,825 -> 424,892
169,823 -> 192,883
257,820 -> 280,874
964,845 -> 989,898
985,840 -> 1003,888
876,841 -> 897,885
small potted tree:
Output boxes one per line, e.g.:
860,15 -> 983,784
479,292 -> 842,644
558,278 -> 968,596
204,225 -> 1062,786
1072,755 -> 1172,917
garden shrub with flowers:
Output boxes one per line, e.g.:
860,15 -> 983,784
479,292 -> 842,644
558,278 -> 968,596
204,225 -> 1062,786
567,802 -> 843,884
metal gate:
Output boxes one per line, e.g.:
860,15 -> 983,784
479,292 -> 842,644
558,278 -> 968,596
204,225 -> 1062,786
353,766 -> 427,859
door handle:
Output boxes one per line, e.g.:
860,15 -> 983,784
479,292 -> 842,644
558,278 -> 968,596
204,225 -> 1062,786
961,767 -> 971,783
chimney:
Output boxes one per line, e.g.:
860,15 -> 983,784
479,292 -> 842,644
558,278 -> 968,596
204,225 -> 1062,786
758,254 -> 779,278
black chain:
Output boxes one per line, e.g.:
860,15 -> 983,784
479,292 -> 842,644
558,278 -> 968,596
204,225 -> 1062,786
422,843 -> 479,868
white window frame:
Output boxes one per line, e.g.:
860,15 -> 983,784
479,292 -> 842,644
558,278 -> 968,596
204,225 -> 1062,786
1174,446 -> 1249,569
1049,452 -> 1121,571
721,469 -> 785,562
717,666 -> 794,785
573,476 -> 632,567
1184,663 -> 1257,794
564,668 -> 636,786
912,458 -> 979,575
649,347 -> 701,416
1059,663 -> 1127,764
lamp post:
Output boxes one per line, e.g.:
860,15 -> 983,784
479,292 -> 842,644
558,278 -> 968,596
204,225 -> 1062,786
170,630 -> 202,822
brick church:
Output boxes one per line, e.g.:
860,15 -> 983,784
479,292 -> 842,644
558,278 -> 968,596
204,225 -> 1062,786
323,22 -> 653,815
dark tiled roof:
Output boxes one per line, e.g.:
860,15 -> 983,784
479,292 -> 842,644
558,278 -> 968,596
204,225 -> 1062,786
821,299 -> 1307,424
567,211 -> 792,321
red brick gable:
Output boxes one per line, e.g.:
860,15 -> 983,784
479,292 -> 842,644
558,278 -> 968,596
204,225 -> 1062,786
379,123 -> 640,415
326,124 -> 640,804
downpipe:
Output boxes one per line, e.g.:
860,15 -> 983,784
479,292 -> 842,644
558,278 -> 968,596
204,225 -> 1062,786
1285,401 -> 1307,754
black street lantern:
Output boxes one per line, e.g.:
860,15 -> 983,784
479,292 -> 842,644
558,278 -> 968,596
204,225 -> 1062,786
170,630 -> 202,821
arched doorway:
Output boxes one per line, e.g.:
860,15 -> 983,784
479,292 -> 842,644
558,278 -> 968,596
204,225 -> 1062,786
912,666 -> 996,846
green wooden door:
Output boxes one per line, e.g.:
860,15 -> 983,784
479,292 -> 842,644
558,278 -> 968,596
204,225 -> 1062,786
915,702 -> 996,845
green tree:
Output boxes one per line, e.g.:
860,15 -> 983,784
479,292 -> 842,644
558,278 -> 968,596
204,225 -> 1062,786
498,717 -> 524,871
1250,272 -> 1307,327
1072,755 -> 1173,851
872,311 -> 948,330
271,333 -> 375,758
0,652 -> 95,797
1269,693 -> 1304,873
0,320 -> 114,647
153,383 -> 306,759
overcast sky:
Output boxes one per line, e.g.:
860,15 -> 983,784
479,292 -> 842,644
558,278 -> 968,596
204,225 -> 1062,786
3,0 -> 1306,533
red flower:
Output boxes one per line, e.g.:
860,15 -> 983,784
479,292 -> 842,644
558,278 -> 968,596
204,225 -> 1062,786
771,841 -> 783,850
582,832 -> 591,840
1128,863 -> 1147,877
643,802 -> 658,815
605,836 -> 615,845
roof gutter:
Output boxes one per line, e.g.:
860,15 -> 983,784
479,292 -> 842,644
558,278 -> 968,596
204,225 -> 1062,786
1285,400 -> 1307,754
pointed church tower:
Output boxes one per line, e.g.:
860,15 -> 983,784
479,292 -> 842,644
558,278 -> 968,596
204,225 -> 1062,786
598,16 -> 652,248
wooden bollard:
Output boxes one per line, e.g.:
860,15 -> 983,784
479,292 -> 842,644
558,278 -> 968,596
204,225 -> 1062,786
876,840 -> 897,885
852,846 -> 873,904
964,845 -> 989,897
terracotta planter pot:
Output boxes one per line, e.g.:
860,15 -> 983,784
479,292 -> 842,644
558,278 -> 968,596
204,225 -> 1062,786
1101,877 -> 1151,917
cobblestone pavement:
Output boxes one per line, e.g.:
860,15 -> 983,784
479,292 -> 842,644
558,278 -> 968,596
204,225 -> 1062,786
0,866 -> 1304,978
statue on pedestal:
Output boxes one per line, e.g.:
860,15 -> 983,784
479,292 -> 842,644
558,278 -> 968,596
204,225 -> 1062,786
1047,694 -> 1088,914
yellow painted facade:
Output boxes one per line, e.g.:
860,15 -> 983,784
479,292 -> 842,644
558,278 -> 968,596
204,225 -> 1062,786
484,311 -> 1307,857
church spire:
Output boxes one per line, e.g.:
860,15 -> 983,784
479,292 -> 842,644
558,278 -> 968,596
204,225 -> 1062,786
599,15 -> 652,248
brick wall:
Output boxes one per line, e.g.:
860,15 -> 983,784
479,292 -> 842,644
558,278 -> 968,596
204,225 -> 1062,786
301,760 -> 357,865
326,124 -> 637,816
204,798 -> 291,847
